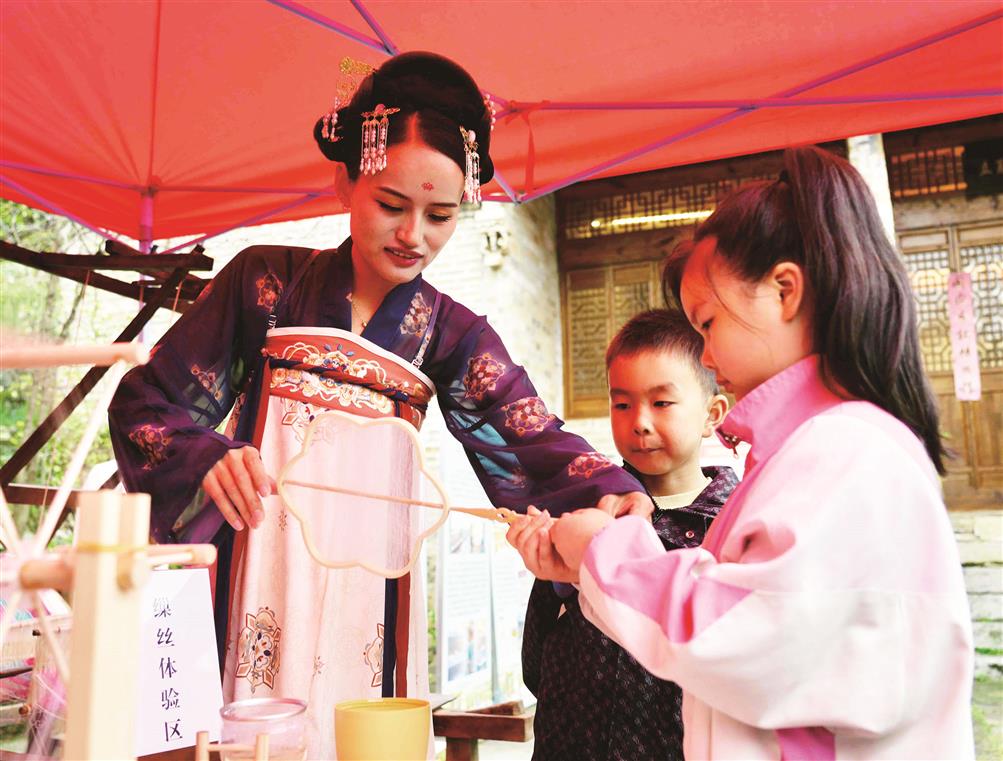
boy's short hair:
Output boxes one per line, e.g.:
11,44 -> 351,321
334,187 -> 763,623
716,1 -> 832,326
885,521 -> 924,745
606,308 -> 718,395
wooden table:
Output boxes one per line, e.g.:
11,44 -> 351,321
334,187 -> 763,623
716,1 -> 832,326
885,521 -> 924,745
135,700 -> 534,761
432,700 -> 534,761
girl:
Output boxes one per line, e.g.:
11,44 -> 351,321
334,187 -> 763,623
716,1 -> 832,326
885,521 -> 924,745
109,52 -> 647,758
548,146 -> 974,759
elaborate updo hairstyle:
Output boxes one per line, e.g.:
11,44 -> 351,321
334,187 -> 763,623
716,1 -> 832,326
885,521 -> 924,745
313,51 -> 495,186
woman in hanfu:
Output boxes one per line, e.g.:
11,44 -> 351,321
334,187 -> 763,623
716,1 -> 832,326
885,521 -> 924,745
109,52 -> 649,758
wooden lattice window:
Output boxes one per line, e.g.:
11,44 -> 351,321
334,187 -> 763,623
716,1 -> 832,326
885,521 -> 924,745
902,231 -> 953,374
959,228 -> 1003,370
561,179 -> 779,241
900,222 -> 1003,375
888,146 -> 966,199
563,262 -> 660,417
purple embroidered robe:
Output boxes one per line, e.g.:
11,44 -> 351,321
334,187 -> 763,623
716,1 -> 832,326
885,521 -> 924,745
109,240 -> 642,544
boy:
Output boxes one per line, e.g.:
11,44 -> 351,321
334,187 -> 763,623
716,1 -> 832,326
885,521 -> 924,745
519,309 -> 737,760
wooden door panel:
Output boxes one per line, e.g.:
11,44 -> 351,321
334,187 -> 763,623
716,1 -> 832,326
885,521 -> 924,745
901,224 -> 1003,510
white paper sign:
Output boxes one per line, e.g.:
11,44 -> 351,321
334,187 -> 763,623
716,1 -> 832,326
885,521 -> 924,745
135,568 -> 223,757
947,272 -> 982,401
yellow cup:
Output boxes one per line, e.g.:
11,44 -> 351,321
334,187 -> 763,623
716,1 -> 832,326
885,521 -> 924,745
334,698 -> 430,760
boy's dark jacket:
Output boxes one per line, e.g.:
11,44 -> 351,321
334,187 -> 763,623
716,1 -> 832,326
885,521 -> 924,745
523,465 -> 739,761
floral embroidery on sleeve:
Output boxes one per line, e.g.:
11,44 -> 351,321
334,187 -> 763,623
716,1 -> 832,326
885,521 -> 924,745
255,272 -> 283,310
463,353 -> 507,402
508,466 -> 529,490
128,424 -> 172,470
400,292 -> 432,337
567,452 -> 615,480
191,364 -> 224,401
502,396 -> 556,436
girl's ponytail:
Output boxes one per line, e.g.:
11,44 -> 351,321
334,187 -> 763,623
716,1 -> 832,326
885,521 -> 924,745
782,147 -> 946,474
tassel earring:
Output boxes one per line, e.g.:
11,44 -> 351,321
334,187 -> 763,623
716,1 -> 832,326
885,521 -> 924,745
360,104 -> 400,176
321,100 -> 340,142
483,92 -> 498,132
460,126 -> 481,203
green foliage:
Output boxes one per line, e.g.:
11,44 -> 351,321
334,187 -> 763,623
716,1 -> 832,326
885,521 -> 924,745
0,200 -> 135,542
0,198 -> 64,252
973,676 -> 1003,760
427,538 -> 439,692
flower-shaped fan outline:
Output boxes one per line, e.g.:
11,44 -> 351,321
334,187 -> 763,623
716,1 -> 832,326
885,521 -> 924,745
276,410 -> 451,579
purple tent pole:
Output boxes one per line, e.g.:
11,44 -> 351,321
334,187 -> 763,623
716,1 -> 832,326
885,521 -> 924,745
775,7 -> 1002,98
159,184 -> 338,196
266,0 -> 389,55
520,8 -> 1003,202
0,161 -> 142,191
0,174 -> 126,244
139,193 -> 154,254
490,169 -> 520,204
138,192 -> 154,342
497,89 -> 1003,114
0,162 -> 344,198
521,111 -> 745,202
157,192 -> 324,256
350,0 -> 399,56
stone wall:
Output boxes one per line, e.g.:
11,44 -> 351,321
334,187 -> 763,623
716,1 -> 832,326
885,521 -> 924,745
953,511 -> 1003,678
423,196 -> 564,413
417,196 -> 563,503
894,191 -> 1002,232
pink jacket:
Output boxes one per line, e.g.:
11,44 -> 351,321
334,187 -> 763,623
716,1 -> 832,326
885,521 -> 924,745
578,356 -> 974,760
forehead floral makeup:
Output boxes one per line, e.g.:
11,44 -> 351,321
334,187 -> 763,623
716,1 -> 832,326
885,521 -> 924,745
421,182 -> 434,191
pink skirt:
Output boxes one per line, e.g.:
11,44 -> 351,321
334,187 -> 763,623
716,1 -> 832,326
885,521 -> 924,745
221,328 -> 435,759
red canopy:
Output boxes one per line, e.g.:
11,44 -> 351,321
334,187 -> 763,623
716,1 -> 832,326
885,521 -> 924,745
1,1 -> 1001,245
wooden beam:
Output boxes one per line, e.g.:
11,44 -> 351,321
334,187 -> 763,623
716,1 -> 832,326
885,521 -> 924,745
466,701 -> 525,716
0,244 -> 204,311
3,483 -> 88,509
555,139 -> 847,202
1,472 -> 120,547
1,241 -> 211,308
432,707 -> 534,742
560,225 -> 690,270
443,738 -> 478,761
130,276 -> 208,303
0,268 -> 187,486
1,240 -> 213,272
4,471 -> 122,505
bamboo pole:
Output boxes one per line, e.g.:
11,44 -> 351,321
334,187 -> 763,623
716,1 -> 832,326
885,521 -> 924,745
282,478 -> 517,524
63,491 -> 149,761
0,342 -> 150,370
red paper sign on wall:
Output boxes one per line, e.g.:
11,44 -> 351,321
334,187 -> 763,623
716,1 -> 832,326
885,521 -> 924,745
947,272 -> 982,402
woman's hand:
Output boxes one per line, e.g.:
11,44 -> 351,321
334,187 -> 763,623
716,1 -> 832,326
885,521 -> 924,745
551,509 -> 615,573
596,491 -> 654,518
201,446 -> 275,531
505,506 -> 579,583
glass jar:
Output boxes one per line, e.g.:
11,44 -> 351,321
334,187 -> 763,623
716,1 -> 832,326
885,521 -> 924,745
220,698 -> 307,761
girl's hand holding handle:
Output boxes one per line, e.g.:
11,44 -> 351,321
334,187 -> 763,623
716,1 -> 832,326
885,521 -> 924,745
505,506 -> 579,583
551,508 -> 615,573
